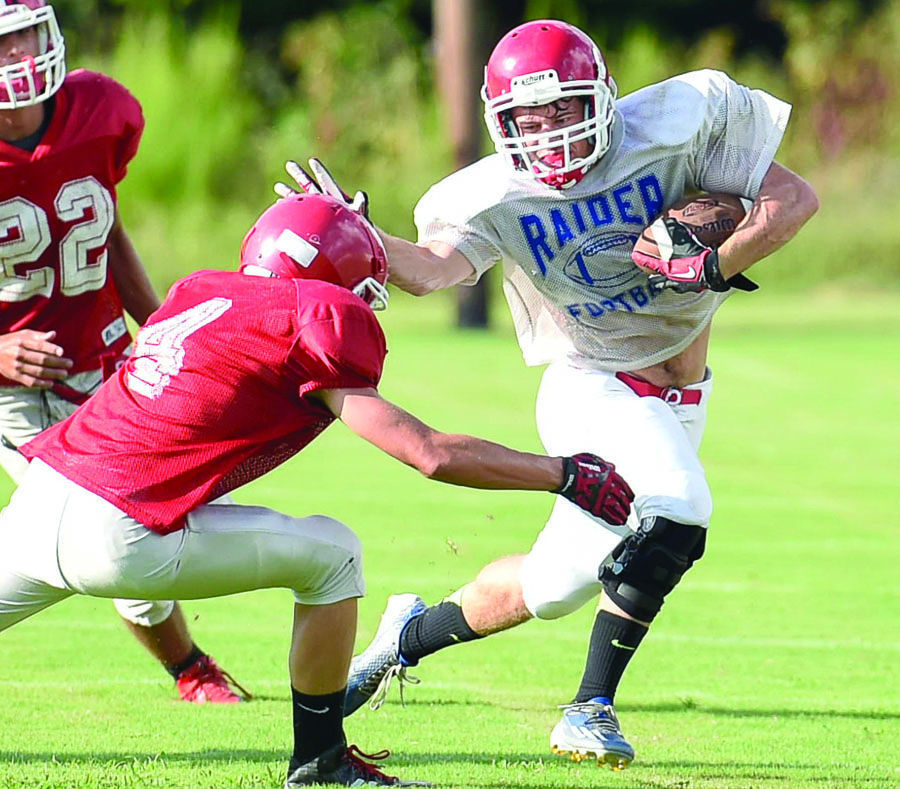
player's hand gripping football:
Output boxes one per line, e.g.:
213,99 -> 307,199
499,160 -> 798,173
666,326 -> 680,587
274,158 -> 371,219
632,217 -> 758,295
555,453 -> 634,525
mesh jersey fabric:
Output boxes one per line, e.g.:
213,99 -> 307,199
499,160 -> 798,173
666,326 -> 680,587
0,70 -> 144,381
414,69 -> 790,370
22,271 -> 387,533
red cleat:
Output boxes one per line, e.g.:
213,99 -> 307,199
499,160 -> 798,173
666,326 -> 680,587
175,655 -> 251,704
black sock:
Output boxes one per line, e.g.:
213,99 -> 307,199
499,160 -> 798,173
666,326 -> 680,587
398,601 -> 481,664
166,644 -> 204,679
290,687 -> 346,768
574,610 -> 649,703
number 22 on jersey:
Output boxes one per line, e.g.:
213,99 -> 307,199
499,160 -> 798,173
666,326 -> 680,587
0,176 -> 115,302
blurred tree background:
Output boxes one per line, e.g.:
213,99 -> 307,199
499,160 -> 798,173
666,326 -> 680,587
47,0 -> 900,304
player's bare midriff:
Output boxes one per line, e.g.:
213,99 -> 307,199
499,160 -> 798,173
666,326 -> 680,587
630,324 -> 711,389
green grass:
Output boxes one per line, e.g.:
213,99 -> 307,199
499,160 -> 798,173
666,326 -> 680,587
0,292 -> 898,788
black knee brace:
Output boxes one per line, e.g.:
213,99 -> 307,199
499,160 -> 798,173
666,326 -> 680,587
599,516 -> 707,622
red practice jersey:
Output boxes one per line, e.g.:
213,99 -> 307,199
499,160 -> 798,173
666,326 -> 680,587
23,271 -> 387,533
0,70 -> 144,384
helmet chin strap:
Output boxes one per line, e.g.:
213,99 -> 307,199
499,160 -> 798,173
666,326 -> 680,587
537,151 -> 566,169
531,152 -> 590,189
539,165 -> 588,190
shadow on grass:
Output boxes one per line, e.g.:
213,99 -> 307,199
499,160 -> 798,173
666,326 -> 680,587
237,693 -> 284,703
622,700 -> 900,721
461,778 -> 894,789
0,750 -> 284,764
1,750 -> 892,789
401,752 -> 888,771
395,697 -> 900,721
395,754 -> 895,789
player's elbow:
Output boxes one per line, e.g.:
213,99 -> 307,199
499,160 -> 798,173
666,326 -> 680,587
403,280 -> 440,297
779,171 -> 819,225
797,179 -> 819,222
410,442 -> 455,480
410,267 -> 461,296
415,452 -> 453,481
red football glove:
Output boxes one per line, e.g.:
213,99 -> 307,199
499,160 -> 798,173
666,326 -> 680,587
555,453 -> 635,525
632,217 -> 757,294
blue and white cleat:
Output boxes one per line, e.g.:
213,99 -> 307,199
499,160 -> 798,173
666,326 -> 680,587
344,593 -> 427,717
550,697 -> 635,770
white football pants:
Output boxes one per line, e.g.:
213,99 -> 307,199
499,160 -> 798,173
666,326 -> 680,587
0,459 -> 365,636
520,363 -> 713,620
0,373 -> 180,626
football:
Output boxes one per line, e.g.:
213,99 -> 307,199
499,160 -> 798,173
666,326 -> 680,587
632,192 -> 747,271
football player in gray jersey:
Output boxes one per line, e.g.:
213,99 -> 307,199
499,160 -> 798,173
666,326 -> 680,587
278,18 -> 818,771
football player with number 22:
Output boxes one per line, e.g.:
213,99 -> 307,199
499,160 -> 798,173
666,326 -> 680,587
279,18 -> 819,770
0,0 -> 246,702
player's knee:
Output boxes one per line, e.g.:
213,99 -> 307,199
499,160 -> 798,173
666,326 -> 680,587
687,476 -> 713,523
520,556 -> 601,620
646,472 -> 712,525
600,516 -> 707,622
527,595 -> 595,621
306,514 -> 362,561
468,555 -> 525,601
296,515 -> 364,601
113,598 -> 175,627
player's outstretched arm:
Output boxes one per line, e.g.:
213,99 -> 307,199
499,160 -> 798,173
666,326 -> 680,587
381,234 -> 476,296
314,386 -> 634,524
107,216 -> 161,325
275,158 -> 476,296
715,161 -> 819,280
318,385 -> 562,490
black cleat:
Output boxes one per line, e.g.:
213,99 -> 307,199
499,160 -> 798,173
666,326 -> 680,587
285,742 -> 432,787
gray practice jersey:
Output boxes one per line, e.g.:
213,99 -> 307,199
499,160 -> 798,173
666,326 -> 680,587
414,69 -> 791,370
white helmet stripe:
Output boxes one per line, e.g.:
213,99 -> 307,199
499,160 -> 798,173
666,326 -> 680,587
274,228 -> 318,268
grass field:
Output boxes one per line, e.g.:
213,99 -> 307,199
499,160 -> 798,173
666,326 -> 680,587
0,291 -> 897,789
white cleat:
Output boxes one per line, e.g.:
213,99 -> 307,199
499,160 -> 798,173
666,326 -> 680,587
344,594 -> 426,716
550,697 -> 635,771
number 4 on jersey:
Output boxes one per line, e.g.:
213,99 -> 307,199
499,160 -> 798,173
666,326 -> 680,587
127,298 -> 232,399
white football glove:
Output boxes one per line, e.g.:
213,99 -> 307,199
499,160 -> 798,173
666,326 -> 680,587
274,158 -> 370,218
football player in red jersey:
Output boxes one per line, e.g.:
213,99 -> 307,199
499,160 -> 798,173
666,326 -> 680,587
0,192 -> 634,786
0,0 -> 246,703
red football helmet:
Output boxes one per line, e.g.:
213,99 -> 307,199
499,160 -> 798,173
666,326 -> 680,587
239,193 -> 389,310
0,0 -> 65,109
482,19 -> 617,189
